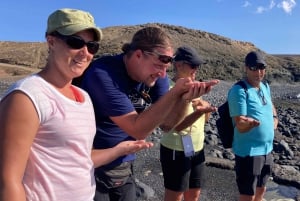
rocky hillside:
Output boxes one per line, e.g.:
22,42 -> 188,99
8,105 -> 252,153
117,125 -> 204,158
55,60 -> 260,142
1,23 -> 300,83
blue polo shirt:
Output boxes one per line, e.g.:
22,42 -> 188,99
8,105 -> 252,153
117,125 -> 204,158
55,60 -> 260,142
81,54 -> 169,167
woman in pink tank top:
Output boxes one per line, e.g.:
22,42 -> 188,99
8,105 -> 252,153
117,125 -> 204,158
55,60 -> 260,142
0,8 -> 152,201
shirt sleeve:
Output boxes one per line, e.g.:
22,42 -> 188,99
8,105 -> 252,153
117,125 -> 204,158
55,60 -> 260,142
149,75 -> 170,103
228,85 -> 248,117
81,61 -> 135,118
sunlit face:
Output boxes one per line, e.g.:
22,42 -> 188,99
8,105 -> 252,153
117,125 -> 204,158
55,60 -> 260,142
245,64 -> 266,86
48,30 -> 97,79
138,47 -> 173,87
182,62 -> 199,81
176,62 -> 199,81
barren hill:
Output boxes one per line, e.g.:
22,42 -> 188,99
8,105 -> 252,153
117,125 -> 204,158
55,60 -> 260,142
1,23 -> 299,83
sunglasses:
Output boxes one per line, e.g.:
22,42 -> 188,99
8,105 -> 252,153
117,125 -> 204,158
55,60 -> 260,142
139,90 -> 152,104
51,32 -> 99,55
248,64 -> 266,71
143,51 -> 173,64
258,89 -> 267,105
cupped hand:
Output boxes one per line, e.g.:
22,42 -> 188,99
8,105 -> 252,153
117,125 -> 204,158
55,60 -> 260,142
240,116 -> 260,127
116,140 -> 154,155
182,79 -> 219,101
194,105 -> 217,113
172,77 -> 194,95
192,98 -> 210,107
192,99 -> 217,113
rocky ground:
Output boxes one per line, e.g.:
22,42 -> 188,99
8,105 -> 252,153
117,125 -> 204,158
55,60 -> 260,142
203,81 -> 300,188
0,78 -> 299,200
134,80 -> 300,201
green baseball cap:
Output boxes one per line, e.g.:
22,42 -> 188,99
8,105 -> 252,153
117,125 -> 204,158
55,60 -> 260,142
46,8 -> 102,41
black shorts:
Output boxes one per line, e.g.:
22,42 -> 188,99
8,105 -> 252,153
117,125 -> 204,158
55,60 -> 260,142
160,145 -> 206,192
235,153 -> 273,195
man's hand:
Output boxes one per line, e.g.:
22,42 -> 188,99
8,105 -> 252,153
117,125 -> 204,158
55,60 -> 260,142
239,116 -> 260,127
234,116 -> 260,133
182,79 -> 219,102
171,77 -> 194,96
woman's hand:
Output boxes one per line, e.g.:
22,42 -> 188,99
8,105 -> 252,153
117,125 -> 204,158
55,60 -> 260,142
115,140 -> 154,155
92,140 -> 153,168
192,99 -> 217,113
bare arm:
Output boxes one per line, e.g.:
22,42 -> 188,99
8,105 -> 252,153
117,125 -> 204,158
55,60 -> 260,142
92,140 -> 153,168
0,92 -> 39,201
192,99 -> 216,123
159,98 -> 189,132
234,116 -> 260,133
110,79 -> 219,139
234,103 -> 278,133
160,80 -> 219,132
173,99 -> 217,132
273,104 -> 278,129
111,86 -> 182,139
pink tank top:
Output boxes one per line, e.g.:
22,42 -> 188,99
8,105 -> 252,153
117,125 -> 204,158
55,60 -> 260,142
4,75 -> 96,201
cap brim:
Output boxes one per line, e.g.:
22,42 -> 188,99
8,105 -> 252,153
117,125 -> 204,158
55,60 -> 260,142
257,60 -> 267,66
57,24 -> 102,41
190,59 -> 206,66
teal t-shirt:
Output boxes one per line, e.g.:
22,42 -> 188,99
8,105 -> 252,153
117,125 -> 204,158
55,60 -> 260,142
228,81 -> 274,157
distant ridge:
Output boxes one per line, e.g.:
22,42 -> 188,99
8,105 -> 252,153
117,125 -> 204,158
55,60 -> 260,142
0,23 -> 299,83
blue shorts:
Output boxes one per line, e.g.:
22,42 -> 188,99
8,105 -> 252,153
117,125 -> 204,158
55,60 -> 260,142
160,145 -> 205,192
235,153 -> 273,195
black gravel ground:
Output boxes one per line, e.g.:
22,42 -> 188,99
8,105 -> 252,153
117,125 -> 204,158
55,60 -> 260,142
134,146 -> 239,201
134,142 -> 299,201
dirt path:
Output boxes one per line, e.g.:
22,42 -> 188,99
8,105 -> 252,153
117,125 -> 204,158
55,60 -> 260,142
0,62 -> 39,78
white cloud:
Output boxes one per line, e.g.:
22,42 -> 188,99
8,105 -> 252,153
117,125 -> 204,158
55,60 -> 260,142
278,0 -> 297,14
248,0 -> 297,14
269,0 -> 276,9
254,0 -> 276,14
242,1 -> 251,7
256,6 -> 266,13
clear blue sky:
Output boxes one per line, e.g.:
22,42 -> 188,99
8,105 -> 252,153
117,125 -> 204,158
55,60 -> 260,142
1,0 -> 299,54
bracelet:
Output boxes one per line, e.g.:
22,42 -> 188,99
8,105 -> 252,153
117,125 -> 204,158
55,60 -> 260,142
273,115 -> 278,119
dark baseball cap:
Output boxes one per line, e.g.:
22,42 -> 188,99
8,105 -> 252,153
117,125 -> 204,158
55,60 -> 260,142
174,46 -> 205,66
245,51 -> 267,67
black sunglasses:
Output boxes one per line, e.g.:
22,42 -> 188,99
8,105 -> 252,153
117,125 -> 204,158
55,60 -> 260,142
258,89 -> 267,105
133,89 -> 152,104
51,32 -> 99,55
143,51 -> 173,64
248,64 -> 266,71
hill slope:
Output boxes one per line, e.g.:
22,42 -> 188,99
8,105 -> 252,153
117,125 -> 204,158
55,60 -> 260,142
0,23 -> 299,83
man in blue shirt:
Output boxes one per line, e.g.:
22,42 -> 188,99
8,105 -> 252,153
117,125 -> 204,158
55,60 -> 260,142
81,26 -> 219,201
228,51 -> 278,201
